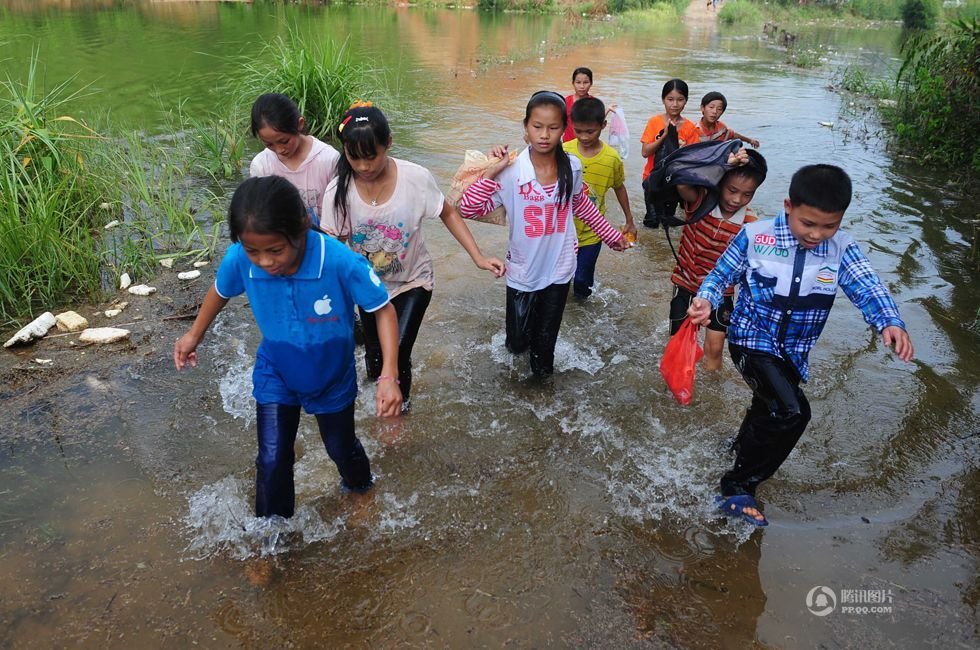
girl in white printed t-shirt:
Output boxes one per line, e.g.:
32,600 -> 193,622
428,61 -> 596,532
249,93 -> 340,228
320,103 -> 504,413
458,90 -> 629,377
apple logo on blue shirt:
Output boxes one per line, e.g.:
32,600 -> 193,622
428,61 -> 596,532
314,294 -> 332,315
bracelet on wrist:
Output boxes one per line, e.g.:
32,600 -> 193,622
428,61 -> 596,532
377,375 -> 400,384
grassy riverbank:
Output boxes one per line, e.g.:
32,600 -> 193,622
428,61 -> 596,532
718,0 -> 980,27
0,29 -> 376,326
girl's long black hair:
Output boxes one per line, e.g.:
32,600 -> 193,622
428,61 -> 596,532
332,105 -> 392,236
525,90 -> 573,207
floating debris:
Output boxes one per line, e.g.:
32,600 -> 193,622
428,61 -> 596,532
819,121 -> 834,128
79,327 -> 131,344
103,220 -> 121,230
4,312 -> 56,348
34,358 -> 53,366
127,284 -> 157,296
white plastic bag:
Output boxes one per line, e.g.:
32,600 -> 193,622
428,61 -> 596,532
607,107 -> 630,160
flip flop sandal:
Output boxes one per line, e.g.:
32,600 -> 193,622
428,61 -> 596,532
716,494 -> 769,527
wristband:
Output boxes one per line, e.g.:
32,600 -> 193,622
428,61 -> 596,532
377,375 -> 400,384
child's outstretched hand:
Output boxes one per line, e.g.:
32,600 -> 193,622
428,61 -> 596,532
746,137 -> 761,148
687,297 -> 713,326
610,235 -> 630,252
483,145 -> 511,180
477,255 -> 506,278
174,332 -> 202,370
882,325 -> 914,362
375,377 -> 403,418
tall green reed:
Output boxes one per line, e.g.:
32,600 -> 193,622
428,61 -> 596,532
236,29 -> 373,142
1,53 -> 219,326
0,54 -> 112,325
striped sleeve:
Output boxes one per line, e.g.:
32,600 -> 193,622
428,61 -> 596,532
838,242 -> 906,332
696,229 -> 749,308
458,178 -> 502,219
572,185 -> 623,247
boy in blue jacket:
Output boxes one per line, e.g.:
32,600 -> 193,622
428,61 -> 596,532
688,164 -> 914,526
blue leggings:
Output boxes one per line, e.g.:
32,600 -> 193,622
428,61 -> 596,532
254,401 -> 372,518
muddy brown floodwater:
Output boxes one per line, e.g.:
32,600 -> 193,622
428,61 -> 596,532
1,1 -> 978,648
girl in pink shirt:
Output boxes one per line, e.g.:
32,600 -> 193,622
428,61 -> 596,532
249,93 -> 340,228
321,104 -> 504,412
459,91 -> 628,376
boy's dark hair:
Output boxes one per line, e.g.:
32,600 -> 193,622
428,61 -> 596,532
572,67 -> 593,82
333,105 -> 393,231
250,93 -> 303,137
525,90 -> 574,208
700,91 -> 727,112
570,96 -> 606,126
724,149 -> 767,186
789,164 -> 852,212
228,176 -> 310,246
661,78 -> 689,100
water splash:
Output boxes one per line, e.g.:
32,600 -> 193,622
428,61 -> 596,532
375,492 -> 420,534
183,476 -> 343,560
217,338 -> 255,426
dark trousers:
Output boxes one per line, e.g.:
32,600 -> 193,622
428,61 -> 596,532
359,286 -> 432,401
573,243 -> 602,299
506,282 -> 569,376
254,401 -> 372,518
721,344 -> 812,497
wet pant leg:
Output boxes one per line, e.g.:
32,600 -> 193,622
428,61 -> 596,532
573,243 -> 602,299
254,403 -> 301,518
720,344 -> 812,497
529,282 -> 569,376
506,282 -> 569,376
359,287 -> 432,400
314,401 -> 373,492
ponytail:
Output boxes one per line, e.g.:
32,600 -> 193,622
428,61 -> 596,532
333,153 -> 355,237
555,145 -> 573,208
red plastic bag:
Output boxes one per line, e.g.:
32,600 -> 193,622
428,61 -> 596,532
659,319 -> 704,405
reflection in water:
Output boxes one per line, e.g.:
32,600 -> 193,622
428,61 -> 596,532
1,2 -> 979,648
617,526 -> 766,647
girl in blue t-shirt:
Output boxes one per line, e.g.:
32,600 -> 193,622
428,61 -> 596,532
174,176 -> 402,519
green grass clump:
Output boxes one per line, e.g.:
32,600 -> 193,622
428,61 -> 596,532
718,0 -> 763,26
237,30 -> 373,142
0,55 -> 113,325
0,54 -> 219,326
892,18 -> 979,174
902,0 -> 941,29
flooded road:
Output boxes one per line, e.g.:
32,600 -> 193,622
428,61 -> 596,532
1,2 -> 978,647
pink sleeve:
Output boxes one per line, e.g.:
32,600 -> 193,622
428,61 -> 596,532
573,185 -> 624,247
458,177 -> 502,219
